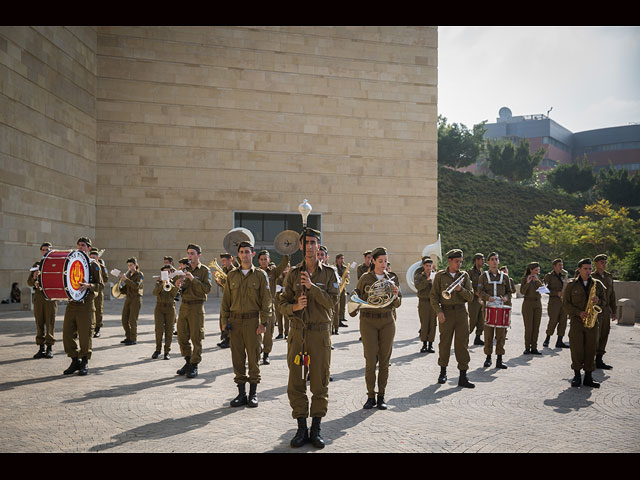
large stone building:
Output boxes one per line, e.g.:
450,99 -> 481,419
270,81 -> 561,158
0,26 -> 438,296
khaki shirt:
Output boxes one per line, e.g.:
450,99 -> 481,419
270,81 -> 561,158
27,260 -> 44,292
354,271 -> 402,313
592,271 -> 616,310
563,276 -> 607,321
260,255 -> 290,299
357,263 -> 371,280
153,280 -> 178,306
520,275 -> 543,300
278,261 -> 339,325
122,271 -> 144,298
466,266 -> 484,303
413,268 -> 433,300
220,264 -> 272,325
429,269 -> 474,315
96,259 -> 108,291
478,270 -> 512,305
179,263 -> 212,302
544,269 -> 569,298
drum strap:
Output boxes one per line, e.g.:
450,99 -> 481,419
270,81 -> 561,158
485,271 -> 504,298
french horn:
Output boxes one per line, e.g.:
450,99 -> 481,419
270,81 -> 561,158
347,278 -> 398,316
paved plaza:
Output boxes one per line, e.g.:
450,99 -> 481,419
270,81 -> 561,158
1,291 -> 639,453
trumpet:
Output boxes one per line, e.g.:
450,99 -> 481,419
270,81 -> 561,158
208,258 -> 228,287
442,272 -> 467,300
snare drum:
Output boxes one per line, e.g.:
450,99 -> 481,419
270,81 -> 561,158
485,304 -> 511,328
39,249 -> 91,301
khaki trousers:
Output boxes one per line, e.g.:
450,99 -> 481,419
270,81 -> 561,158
569,318 -> 599,372
522,298 -> 542,350
545,296 -> 567,337
468,298 -> 484,336
121,296 -> 142,341
483,326 -> 507,355
93,287 -> 104,330
418,298 -> 437,342
229,316 -> 262,384
63,302 -> 94,359
262,307 -> 275,355
33,290 -> 57,346
360,312 -> 396,397
154,305 -> 175,353
597,306 -> 611,356
287,323 -> 331,419
177,302 -> 205,364
437,305 -> 470,371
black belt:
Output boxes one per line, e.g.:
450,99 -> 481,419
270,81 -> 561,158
361,310 -> 393,319
230,312 -> 259,320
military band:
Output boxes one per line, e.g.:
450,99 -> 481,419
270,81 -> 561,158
414,256 -> 436,354
152,265 -> 178,360
118,257 -> 143,345
467,253 -> 486,346
28,242 -> 57,359
543,259 -> 570,349
520,262 -> 543,354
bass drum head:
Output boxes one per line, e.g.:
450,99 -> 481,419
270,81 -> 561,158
63,250 -> 90,301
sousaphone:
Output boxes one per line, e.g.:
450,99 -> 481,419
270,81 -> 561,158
223,227 -> 256,254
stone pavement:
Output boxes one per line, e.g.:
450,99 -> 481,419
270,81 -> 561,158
1,292 -> 639,453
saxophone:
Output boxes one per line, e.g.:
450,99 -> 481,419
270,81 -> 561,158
584,281 -> 602,329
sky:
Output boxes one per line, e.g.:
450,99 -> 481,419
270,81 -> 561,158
437,26 -> 640,133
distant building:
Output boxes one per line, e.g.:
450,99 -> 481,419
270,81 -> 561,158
475,107 -> 640,174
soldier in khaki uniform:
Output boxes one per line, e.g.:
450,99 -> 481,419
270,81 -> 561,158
28,242 -> 57,359
467,253 -> 485,346
89,248 -> 108,338
278,228 -> 338,449
62,237 -> 104,376
216,253 -> 236,349
429,249 -> 475,388
275,263 -> 291,339
152,265 -> 178,360
175,244 -> 212,379
593,254 -> 617,370
256,249 -> 289,365
414,256 -> 436,353
353,247 -> 401,410
478,252 -> 512,369
356,250 -> 373,280
119,257 -> 143,345
520,262 -> 543,354
543,258 -> 570,349
563,258 -> 607,388
334,254 -> 349,332
221,241 -> 272,408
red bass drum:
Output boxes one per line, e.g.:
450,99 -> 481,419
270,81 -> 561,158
39,249 -> 90,301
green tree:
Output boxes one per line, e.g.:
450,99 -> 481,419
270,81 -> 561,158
437,115 -> 487,169
546,156 -> 596,195
487,138 -> 544,182
577,199 -> 639,259
617,246 -> 640,281
595,165 -> 640,207
524,209 -> 581,260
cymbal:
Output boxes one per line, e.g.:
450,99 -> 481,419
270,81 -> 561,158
274,230 -> 299,255
223,227 -> 255,254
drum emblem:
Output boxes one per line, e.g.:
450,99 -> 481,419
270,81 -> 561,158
69,260 -> 85,290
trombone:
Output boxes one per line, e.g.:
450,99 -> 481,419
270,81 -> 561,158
442,273 -> 466,300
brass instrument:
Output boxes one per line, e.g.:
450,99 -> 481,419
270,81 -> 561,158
209,258 -> 228,287
347,278 -> 398,316
110,268 -> 126,299
339,262 -> 357,294
584,281 -> 602,329
442,272 -> 466,300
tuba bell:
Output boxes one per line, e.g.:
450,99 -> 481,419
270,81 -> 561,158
407,234 -> 442,293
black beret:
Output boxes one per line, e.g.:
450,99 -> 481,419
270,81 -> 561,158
40,242 -> 52,249
237,241 -> 254,251
578,258 -> 592,267
371,247 -> 388,259
318,245 -> 328,253
77,237 -> 92,247
299,228 -> 321,242
487,252 -> 499,260
472,253 -> 485,260
257,249 -> 270,257
552,258 -> 563,265
220,253 -> 232,259
446,249 -> 463,259
362,250 -> 373,256
187,244 -> 202,254
421,256 -> 433,264
594,254 -> 607,262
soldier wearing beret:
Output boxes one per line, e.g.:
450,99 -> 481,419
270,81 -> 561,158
28,242 -> 57,359
89,247 -> 108,338
278,228 -> 338,449
216,253 -> 236,349
521,261 -> 543,354
333,253 -> 349,333
429,249 -> 476,388
357,250 -> 373,280
256,249 -> 290,365
467,253 -> 486,346
414,256 -> 436,353
173,257 -> 190,335
592,254 -> 616,370
221,241 -> 272,408
353,247 -> 401,409
543,258 -> 570,349
175,244 -> 212,379
152,265 -> 178,360
563,258 -> 607,388
62,237 -> 103,376
119,257 -> 144,345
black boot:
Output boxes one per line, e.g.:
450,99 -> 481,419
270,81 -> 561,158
93,327 -> 101,338
437,366 -> 447,384
458,370 -> 475,388
420,341 -> 428,353
376,395 -> 388,410
63,357 -> 80,375
496,355 -> 508,369
248,383 -> 258,408
33,345 -> 46,359
217,338 -> 230,349
473,335 -> 484,346
483,355 -> 492,367
309,417 -> 325,449
583,371 -> 600,388
530,347 -> 541,355
230,383 -> 248,407
290,417 -> 309,448
176,356 -> 190,375
186,362 -> 198,378
596,354 -> 612,370
78,356 -> 89,376
151,351 -> 160,359
556,336 -> 569,348
427,342 -> 435,353
543,335 -> 550,347
571,369 -> 582,387
262,352 -> 270,365
363,397 -> 376,409
44,345 -> 53,359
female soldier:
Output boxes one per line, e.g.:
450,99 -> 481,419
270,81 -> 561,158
352,247 -> 401,410
120,257 -> 144,345
520,262 -> 543,354
152,265 -> 178,359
